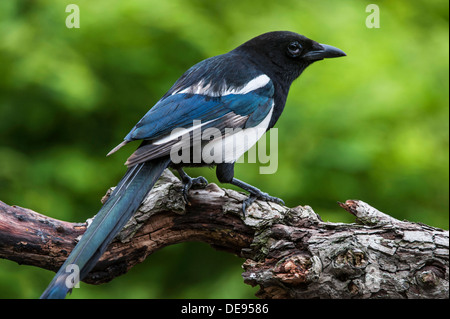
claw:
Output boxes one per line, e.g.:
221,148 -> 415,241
182,180 -> 192,204
179,173 -> 208,205
193,176 -> 208,187
241,192 -> 285,217
242,195 -> 257,218
230,177 -> 285,217
261,193 -> 285,206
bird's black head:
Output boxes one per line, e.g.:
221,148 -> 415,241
234,31 -> 346,86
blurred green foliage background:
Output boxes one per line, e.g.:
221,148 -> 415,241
0,0 -> 448,298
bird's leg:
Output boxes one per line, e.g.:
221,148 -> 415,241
230,178 -> 285,216
176,168 -> 208,204
215,163 -> 285,216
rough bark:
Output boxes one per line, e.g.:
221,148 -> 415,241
0,170 -> 448,298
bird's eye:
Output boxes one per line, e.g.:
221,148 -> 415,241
287,41 -> 302,57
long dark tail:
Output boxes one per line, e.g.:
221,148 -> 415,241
40,157 -> 171,299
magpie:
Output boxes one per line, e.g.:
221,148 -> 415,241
40,31 -> 345,298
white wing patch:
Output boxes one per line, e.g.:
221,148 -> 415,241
152,118 -> 215,145
173,74 -> 270,97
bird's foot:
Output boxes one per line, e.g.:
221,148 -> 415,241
182,176 -> 208,204
177,169 -> 208,204
229,177 -> 285,217
242,191 -> 285,218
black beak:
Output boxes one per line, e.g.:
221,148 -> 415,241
304,43 -> 346,61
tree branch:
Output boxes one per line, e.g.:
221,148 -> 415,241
0,170 -> 448,298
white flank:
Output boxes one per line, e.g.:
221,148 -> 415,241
203,102 -> 274,163
174,74 -> 270,97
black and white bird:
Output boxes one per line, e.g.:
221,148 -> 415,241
41,31 -> 345,299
